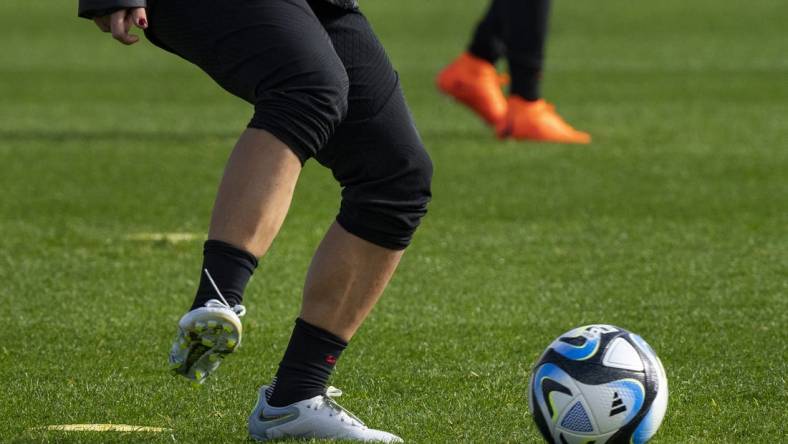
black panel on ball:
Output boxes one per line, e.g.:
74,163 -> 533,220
530,385 -> 556,444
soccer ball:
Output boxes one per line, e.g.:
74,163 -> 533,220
528,324 -> 668,444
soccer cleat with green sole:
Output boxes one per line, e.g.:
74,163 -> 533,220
168,298 -> 245,383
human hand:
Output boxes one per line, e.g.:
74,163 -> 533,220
93,8 -> 147,45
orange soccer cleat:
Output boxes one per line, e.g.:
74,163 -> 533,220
437,52 -> 508,126
496,96 -> 591,144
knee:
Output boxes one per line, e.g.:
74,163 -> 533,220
248,66 -> 349,163
337,143 -> 433,250
402,144 -> 434,209
308,67 -> 350,125
383,142 -> 434,215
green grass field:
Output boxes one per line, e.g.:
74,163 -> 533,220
1,0 -> 786,442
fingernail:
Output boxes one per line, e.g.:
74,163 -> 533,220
139,18 -> 148,27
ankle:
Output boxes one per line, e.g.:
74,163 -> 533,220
267,318 -> 348,407
190,240 -> 258,310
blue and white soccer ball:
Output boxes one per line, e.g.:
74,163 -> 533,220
528,325 -> 668,444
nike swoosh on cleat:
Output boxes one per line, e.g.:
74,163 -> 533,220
258,412 -> 298,426
260,413 -> 294,421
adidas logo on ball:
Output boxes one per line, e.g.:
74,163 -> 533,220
609,392 -> 627,417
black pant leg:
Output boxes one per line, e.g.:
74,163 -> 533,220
310,2 -> 433,250
145,0 -> 350,162
468,0 -> 506,64
505,0 -> 552,100
467,0 -> 551,100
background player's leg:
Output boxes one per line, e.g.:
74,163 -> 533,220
494,0 -> 590,143
468,0 -> 506,65
438,0 -> 552,124
439,0 -> 589,143
437,0 -> 508,126
502,0 -> 551,101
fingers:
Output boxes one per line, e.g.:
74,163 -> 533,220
130,8 -> 148,29
110,9 -> 139,45
93,16 -> 111,32
96,7 -> 147,45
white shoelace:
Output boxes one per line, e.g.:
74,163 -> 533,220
319,387 -> 366,427
204,268 -> 246,317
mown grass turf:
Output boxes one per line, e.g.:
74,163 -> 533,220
0,0 -> 786,442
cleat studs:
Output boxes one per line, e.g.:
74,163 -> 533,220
207,320 -> 218,329
222,323 -> 233,333
201,338 -> 215,347
225,339 -> 237,349
194,370 -> 204,381
194,322 -> 205,332
208,354 -> 219,363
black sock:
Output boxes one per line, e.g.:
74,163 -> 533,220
190,240 -> 258,310
468,0 -> 505,65
267,318 -> 348,407
509,68 -> 542,101
503,0 -> 551,101
467,0 -> 550,100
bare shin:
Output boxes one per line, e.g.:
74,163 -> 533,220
208,128 -> 302,257
300,223 -> 404,342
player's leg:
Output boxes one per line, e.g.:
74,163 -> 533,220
207,130 -> 301,260
251,223 -> 406,442
502,0 -> 550,102
148,0 -> 422,439
249,2 -> 431,442
495,0 -> 591,143
467,0 -> 506,66
167,130 -> 301,382
145,0 -> 350,382
437,0 -> 509,126
300,222 -> 403,340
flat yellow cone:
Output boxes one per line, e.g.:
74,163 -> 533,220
37,424 -> 171,432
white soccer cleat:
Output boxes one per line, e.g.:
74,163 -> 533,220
248,385 -> 403,442
168,298 -> 245,384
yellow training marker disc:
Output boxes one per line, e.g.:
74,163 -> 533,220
39,424 -> 171,433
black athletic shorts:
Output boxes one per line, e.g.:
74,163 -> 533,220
144,0 -> 432,250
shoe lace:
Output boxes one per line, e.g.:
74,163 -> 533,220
317,386 -> 366,427
203,268 -> 246,317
